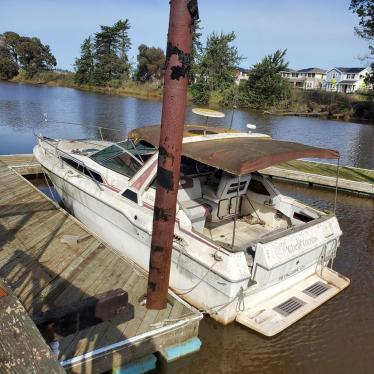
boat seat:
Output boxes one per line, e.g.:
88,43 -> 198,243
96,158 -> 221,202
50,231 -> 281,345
178,177 -> 211,232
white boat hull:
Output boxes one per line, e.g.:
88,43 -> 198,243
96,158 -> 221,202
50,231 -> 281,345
34,138 -> 350,335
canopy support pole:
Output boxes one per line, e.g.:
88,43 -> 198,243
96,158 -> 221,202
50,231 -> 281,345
146,0 -> 197,310
231,175 -> 241,249
333,157 -> 340,214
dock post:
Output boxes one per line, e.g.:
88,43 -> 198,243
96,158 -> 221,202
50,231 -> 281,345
146,0 -> 199,310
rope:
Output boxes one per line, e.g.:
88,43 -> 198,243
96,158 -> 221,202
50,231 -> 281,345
43,170 -> 56,201
203,286 -> 245,315
173,255 -> 219,296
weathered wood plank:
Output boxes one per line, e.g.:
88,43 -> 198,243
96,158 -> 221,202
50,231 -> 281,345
0,288 -> 65,374
0,158 -> 202,372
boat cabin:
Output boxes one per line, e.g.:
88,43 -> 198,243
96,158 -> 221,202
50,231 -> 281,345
84,124 -> 339,258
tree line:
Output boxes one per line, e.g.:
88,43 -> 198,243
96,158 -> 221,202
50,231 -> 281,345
1,2 -> 372,110
73,18 -> 290,108
0,18 -> 290,110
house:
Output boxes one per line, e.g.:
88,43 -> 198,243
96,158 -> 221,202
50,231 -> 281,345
323,67 -> 371,93
280,67 -> 326,89
235,67 -> 249,85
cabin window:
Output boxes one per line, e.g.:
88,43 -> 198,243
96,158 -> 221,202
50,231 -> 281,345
122,189 -> 138,203
248,179 -> 270,196
293,212 -> 313,223
61,157 -> 103,183
227,181 -> 247,194
82,168 -> 103,183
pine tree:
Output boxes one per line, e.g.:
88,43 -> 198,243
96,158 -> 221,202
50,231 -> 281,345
241,49 -> 290,109
191,31 -> 242,104
92,19 -> 131,85
74,37 -> 94,84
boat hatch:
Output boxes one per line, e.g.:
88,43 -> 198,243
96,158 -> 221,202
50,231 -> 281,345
235,268 -> 349,336
273,297 -> 306,317
303,281 -> 331,298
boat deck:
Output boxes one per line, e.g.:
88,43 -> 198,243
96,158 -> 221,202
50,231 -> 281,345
204,219 -> 268,250
0,154 -> 202,373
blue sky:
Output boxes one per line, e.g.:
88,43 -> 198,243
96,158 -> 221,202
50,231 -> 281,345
0,0 -> 370,71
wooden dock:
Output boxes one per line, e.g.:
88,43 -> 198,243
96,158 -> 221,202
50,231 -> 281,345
0,154 -> 202,373
261,161 -> 374,195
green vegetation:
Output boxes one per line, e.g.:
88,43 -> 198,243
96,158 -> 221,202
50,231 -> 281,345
0,31 -> 56,79
350,0 -> 374,85
1,15 -> 373,123
239,49 -> 290,109
277,160 -> 374,184
191,31 -> 242,104
75,20 -> 131,85
135,44 -> 165,82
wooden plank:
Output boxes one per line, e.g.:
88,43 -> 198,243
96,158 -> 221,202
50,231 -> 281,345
0,157 -> 202,372
0,289 -> 65,374
30,241 -> 106,314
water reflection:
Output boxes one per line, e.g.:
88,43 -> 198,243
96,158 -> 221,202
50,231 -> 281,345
0,81 -> 373,169
164,182 -> 374,374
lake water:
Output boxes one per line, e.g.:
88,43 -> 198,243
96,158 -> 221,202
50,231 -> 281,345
1,81 -> 374,373
0,81 -> 374,169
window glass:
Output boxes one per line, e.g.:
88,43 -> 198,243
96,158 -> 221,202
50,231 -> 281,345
99,152 -> 142,178
248,179 -> 270,196
91,140 -> 156,178
61,156 -> 103,183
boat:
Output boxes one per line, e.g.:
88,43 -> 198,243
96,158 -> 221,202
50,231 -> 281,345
33,117 -> 350,336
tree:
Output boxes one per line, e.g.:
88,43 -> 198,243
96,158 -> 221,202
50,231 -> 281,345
15,37 -> 56,78
191,31 -> 242,104
135,44 -> 165,82
0,46 -> 18,80
92,19 -> 131,85
0,31 -> 56,79
74,37 -> 94,84
1,32 -> 21,63
241,49 -> 290,109
190,19 -> 203,83
350,0 -> 374,84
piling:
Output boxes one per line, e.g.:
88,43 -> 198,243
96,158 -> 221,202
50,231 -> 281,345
146,0 -> 198,309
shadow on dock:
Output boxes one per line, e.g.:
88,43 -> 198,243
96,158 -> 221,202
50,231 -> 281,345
0,157 -> 201,373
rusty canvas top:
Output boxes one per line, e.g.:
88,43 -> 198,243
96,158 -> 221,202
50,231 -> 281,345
129,125 -> 339,176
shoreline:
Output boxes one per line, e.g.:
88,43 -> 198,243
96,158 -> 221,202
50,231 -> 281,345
4,77 -> 374,125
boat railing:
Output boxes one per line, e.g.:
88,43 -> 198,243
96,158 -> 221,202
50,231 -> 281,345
34,119 -> 125,142
34,133 -> 107,190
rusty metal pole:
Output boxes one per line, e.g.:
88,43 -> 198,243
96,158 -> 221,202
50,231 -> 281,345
146,0 -> 198,310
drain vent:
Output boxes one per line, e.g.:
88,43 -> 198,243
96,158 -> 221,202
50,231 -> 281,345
303,281 -> 330,298
274,297 -> 306,317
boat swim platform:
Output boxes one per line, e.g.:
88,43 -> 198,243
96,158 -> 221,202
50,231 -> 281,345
0,154 -> 202,373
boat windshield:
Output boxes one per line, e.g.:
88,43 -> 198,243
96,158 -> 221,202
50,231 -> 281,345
90,140 -> 155,178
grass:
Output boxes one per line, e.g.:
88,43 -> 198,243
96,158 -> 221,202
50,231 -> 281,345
10,71 -> 164,101
277,160 -> 374,184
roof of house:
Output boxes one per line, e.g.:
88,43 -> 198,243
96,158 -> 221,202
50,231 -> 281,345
236,67 -> 249,74
335,67 -> 367,73
297,67 -> 326,74
129,125 -> 339,176
281,68 -> 297,73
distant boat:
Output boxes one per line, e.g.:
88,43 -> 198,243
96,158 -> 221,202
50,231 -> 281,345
34,118 -> 349,336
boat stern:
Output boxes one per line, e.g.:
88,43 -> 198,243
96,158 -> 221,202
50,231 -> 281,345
236,267 -> 349,336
